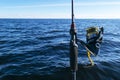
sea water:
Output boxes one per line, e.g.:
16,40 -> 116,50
0,19 -> 120,80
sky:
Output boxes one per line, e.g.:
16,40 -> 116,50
0,0 -> 120,19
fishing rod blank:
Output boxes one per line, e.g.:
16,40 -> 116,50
70,0 -> 78,80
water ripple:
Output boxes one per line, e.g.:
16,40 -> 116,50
0,19 -> 120,80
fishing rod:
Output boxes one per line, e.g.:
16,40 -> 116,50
69,0 -> 104,79
70,0 -> 78,80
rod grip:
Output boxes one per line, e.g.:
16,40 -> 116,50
70,40 -> 78,71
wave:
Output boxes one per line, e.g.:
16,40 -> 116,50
0,19 -> 120,80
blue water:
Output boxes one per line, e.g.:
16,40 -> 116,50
0,19 -> 120,80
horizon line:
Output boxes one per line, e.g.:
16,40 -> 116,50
0,17 -> 120,19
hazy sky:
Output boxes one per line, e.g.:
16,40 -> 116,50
0,0 -> 120,18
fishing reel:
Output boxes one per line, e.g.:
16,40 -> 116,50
78,27 -> 104,66
86,27 -> 104,55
